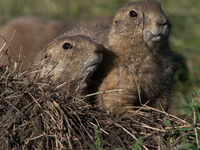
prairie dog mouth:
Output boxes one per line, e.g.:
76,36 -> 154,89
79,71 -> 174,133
86,58 -> 101,72
146,31 -> 162,42
84,54 -> 102,73
149,33 -> 162,42
144,28 -> 169,44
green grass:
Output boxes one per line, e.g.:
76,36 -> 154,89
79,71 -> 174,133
0,0 -> 199,113
164,89 -> 200,149
0,0 -> 128,23
156,0 -> 200,112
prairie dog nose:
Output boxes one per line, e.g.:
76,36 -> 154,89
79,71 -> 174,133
158,20 -> 170,36
157,21 -> 168,27
94,45 -> 103,55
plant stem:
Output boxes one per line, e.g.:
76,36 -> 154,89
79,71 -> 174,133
192,99 -> 200,148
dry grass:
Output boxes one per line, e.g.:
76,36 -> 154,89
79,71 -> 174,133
0,54 -> 197,149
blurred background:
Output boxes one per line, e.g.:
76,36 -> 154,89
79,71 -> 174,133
0,0 -> 199,114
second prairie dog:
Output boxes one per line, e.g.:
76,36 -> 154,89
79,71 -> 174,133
0,17 -> 111,71
66,0 -> 173,114
34,35 -> 103,95
0,17 -> 70,70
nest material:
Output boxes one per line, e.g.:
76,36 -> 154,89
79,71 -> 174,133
0,60 -> 195,150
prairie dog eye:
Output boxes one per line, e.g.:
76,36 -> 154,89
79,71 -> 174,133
129,10 -> 137,17
62,42 -> 73,50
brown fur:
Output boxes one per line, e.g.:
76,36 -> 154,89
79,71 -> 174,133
0,17 -> 71,70
0,17 -> 111,71
97,0 -> 173,114
78,17 -> 111,29
33,35 -> 103,96
66,0 -> 173,115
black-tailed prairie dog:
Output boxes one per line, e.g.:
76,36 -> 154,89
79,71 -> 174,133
33,35 -> 103,95
0,17 -> 70,70
0,17 -> 111,71
98,0 -> 173,114
66,0 -> 173,114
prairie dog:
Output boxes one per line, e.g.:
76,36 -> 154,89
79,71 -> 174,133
66,0 -> 173,114
97,0 -> 173,114
0,16 -> 111,71
33,35 -> 103,95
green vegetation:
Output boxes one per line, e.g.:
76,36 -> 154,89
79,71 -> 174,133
0,0 -> 127,23
94,126 -> 103,150
157,0 -> 200,94
92,125 -> 144,150
163,89 -> 200,149
181,89 -> 200,149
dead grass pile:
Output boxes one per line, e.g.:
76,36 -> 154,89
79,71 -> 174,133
0,60 -> 195,149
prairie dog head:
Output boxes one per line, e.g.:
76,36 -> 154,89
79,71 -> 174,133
37,35 -> 103,84
108,0 -> 170,49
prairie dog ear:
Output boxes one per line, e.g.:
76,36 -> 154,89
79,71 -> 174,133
42,45 -> 51,59
114,18 -> 120,24
42,51 -> 49,59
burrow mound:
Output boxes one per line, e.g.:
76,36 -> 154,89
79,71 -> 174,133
0,61 -> 194,150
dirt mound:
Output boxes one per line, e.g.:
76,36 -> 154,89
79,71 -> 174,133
0,61 -> 195,149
